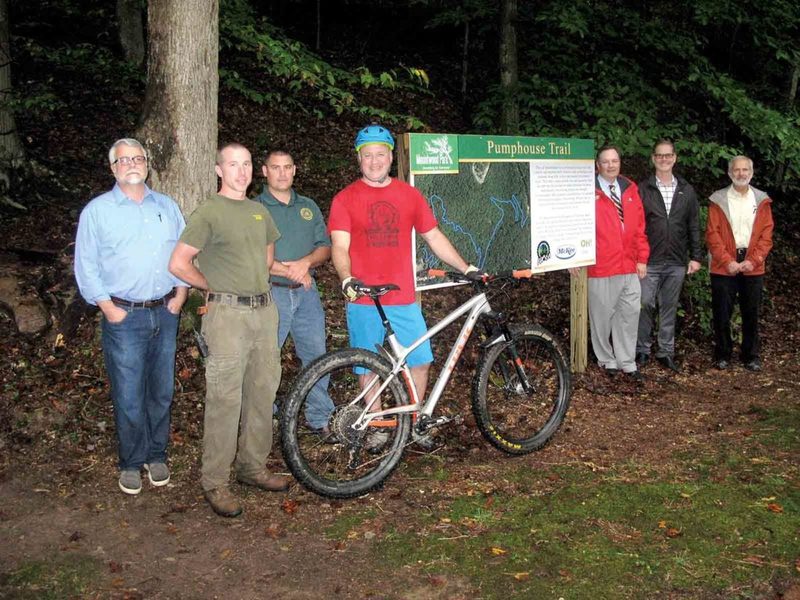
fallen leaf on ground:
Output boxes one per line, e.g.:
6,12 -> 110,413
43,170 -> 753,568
282,499 -> 299,514
666,528 -> 682,538
767,503 -> 783,513
490,546 -> 507,556
512,572 -> 530,581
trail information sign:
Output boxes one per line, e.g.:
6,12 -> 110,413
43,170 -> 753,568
403,133 -> 596,290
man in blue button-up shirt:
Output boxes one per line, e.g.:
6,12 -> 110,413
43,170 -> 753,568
75,138 -> 188,496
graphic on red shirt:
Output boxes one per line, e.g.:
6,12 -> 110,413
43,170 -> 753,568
367,201 -> 399,248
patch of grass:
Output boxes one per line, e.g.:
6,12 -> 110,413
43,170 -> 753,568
750,406 -> 800,451
325,508 -> 378,540
0,554 -> 102,599
375,418 -> 800,598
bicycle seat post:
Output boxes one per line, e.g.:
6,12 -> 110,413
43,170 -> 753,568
372,295 -> 395,337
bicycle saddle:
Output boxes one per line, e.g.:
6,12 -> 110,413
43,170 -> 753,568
359,283 -> 399,297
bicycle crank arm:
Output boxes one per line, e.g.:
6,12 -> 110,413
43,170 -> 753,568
415,414 -> 462,434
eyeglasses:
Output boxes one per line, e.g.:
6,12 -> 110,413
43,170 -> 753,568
653,153 -> 675,159
113,155 -> 147,166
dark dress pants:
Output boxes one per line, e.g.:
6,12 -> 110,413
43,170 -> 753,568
710,273 -> 763,363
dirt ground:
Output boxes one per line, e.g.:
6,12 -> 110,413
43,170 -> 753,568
2,317 -> 798,599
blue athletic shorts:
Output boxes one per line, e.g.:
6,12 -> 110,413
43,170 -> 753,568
346,302 -> 433,374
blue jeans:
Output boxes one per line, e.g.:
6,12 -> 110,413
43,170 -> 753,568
273,282 -> 334,429
102,305 -> 179,470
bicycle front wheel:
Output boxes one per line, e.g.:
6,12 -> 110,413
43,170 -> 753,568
472,325 -> 571,455
280,348 -> 412,499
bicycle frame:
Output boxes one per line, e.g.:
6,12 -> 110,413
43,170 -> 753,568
349,289 -> 509,430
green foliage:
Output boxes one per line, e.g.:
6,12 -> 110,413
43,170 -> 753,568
1,555 -> 101,599
219,0 -> 428,127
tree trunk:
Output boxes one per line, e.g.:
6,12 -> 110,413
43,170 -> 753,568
315,0 -> 321,51
0,0 -> 24,169
460,19 -> 469,105
116,0 -> 146,67
136,0 -> 219,216
774,60 -> 799,190
499,0 -> 519,135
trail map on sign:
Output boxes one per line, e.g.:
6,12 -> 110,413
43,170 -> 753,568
414,162 -> 531,285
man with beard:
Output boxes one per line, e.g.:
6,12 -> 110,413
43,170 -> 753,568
75,138 -> 188,495
706,155 -> 774,371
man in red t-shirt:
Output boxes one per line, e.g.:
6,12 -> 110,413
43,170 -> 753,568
329,125 -> 475,447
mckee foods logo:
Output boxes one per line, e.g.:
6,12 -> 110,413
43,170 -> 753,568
556,245 -> 576,259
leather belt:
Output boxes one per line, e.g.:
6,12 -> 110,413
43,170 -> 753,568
736,248 -> 748,261
271,281 -> 303,289
207,291 -> 273,308
111,289 -> 175,308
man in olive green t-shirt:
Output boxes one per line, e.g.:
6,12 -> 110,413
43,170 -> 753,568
169,142 -> 290,518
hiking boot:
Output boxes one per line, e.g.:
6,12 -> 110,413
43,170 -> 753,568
204,487 -> 243,518
118,469 -> 142,495
237,471 -> 291,492
656,356 -> 680,373
144,462 -> 170,487
364,429 -> 390,454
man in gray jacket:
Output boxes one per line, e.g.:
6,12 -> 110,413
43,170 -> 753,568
636,140 -> 703,372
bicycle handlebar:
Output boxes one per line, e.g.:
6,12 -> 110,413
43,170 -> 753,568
427,269 -> 532,282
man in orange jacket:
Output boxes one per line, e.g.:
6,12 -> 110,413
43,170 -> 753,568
706,155 -> 774,371
578,145 -> 650,382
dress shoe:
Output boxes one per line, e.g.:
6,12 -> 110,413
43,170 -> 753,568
238,471 -> 291,492
635,352 -> 649,366
625,370 -> 644,383
656,355 -> 680,373
205,487 -> 243,518
602,367 -> 619,378
714,359 -> 730,370
744,359 -> 762,372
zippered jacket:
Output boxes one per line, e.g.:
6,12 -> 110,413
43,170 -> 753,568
588,176 -> 650,278
638,175 -> 703,266
706,185 -> 773,276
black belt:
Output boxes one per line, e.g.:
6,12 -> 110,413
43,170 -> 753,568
207,291 -> 273,307
736,248 -> 748,261
111,289 -> 175,308
271,281 -> 302,289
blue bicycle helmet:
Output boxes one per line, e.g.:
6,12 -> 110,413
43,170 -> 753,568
354,124 -> 395,152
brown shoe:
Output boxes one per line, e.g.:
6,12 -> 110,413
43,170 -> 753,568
204,487 -> 243,518
237,471 -> 291,492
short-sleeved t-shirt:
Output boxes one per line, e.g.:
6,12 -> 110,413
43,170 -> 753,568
180,194 -> 280,296
254,187 -> 331,286
328,178 -> 437,305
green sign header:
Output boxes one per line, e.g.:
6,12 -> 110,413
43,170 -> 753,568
409,133 -> 594,174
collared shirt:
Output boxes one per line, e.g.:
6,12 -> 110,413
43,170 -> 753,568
75,183 -> 187,304
596,176 -> 619,201
254,186 -> 331,286
727,186 -> 757,248
655,175 -> 677,215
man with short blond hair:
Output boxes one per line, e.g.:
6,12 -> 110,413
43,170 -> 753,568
169,142 -> 289,518
706,155 -> 774,371
75,138 -> 188,495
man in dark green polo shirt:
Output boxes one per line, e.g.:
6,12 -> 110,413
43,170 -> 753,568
255,149 -> 334,435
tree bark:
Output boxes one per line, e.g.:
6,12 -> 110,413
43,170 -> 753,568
499,0 -> 519,135
136,0 -> 219,216
0,0 -> 24,169
116,0 -> 146,67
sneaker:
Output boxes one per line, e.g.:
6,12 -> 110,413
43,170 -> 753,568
118,469 -> 142,495
144,462 -> 170,487
744,359 -> 762,372
412,430 -> 438,451
364,429 -> 390,454
204,487 -> 243,518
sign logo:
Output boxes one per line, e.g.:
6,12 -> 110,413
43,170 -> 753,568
556,245 -> 576,260
409,133 -> 459,174
300,207 -> 313,221
252,214 -> 263,221
536,241 -> 551,265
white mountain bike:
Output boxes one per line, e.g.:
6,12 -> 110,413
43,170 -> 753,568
280,270 -> 571,499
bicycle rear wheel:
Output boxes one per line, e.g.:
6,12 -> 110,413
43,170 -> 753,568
280,348 -> 412,498
472,325 -> 570,455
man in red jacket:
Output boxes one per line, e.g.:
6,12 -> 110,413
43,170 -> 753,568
580,146 -> 650,382
706,155 -> 773,371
